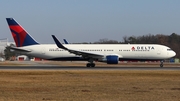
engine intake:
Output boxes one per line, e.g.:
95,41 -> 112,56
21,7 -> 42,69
106,55 -> 119,64
98,55 -> 119,64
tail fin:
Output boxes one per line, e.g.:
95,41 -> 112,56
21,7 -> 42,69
6,18 -> 39,47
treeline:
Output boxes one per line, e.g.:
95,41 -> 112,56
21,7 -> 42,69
94,33 -> 180,58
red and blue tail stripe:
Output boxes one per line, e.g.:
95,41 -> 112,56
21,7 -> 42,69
6,18 -> 39,47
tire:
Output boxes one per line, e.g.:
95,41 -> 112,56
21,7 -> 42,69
160,64 -> 163,67
86,63 -> 90,67
91,63 -> 95,67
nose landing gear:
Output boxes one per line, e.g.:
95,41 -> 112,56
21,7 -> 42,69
160,60 -> 164,67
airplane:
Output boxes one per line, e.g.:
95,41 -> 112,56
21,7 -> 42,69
6,18 -> 176,67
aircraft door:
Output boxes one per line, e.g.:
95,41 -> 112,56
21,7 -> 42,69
157,50 -> 161,55
41,47 -> 46,54
157,47 -> 163,55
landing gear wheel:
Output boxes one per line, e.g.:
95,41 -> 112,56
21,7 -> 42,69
91,63 -> 95,67
86,63 -> 91,67
86,63 -> 95,67
160,60 -> 164,68
86,58 -> 95,67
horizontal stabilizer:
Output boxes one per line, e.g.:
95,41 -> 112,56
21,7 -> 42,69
10,47 -> 31,52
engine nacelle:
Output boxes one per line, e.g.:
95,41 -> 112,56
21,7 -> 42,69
99,55 -> 119,64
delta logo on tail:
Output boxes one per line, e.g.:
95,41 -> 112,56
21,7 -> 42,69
6,18 -> 39,47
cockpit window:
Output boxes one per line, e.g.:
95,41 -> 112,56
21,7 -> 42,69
167,49 -> 172,51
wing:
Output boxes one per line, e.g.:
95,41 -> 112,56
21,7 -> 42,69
52,35 -> 104,58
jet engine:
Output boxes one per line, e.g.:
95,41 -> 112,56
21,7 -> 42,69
99,55 -> 119,64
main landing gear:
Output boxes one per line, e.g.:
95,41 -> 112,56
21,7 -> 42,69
86,63 -> 95,67
160,60 -> 164,67
86,58 -> 95,67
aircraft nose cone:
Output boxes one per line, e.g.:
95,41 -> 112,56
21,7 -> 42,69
167,50 -> 176,58
171,51 -> 176,57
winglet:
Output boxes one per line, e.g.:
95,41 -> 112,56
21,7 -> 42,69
52,35 -> 68,50
63,39 -> 69,44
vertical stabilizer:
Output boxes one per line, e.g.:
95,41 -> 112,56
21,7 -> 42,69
6,18 -> 39,47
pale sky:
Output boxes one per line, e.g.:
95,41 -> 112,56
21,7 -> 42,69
1,0 -> 180,43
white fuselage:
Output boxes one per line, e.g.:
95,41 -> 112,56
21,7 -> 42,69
17,44 -> 176,61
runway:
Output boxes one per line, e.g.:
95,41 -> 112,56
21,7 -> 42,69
0,66 -> 180,70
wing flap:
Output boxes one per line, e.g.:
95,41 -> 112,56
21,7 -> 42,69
69,49 -> 104,57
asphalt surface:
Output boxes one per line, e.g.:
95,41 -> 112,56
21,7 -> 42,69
0,61 -> 180,70
0,65 -> 180,70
